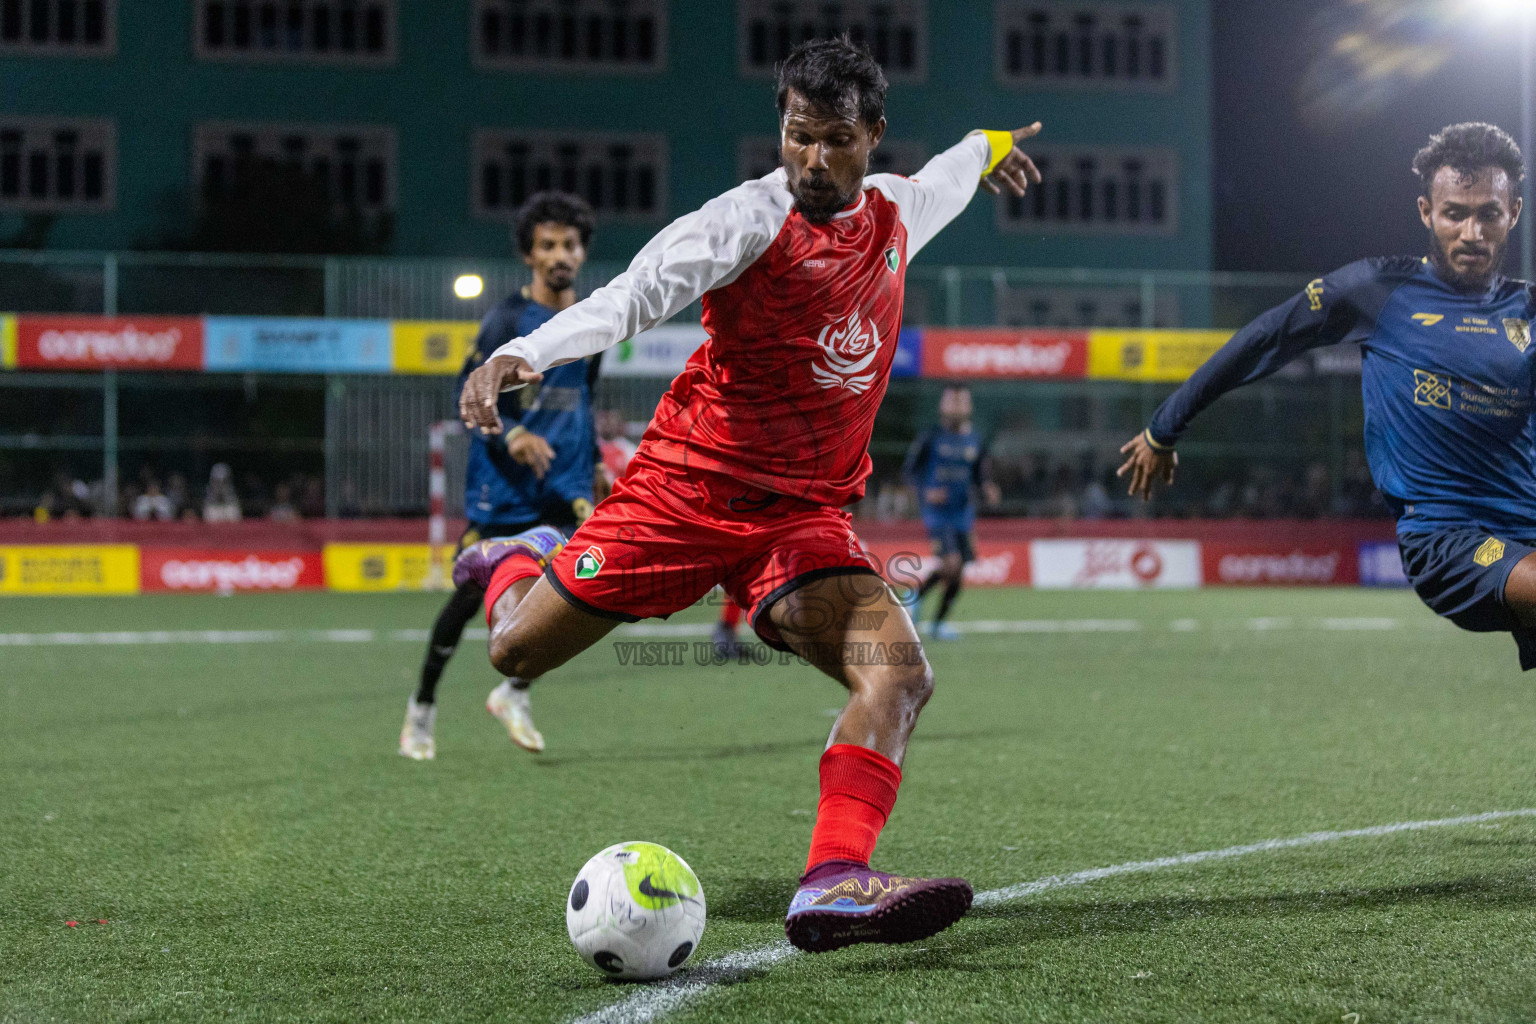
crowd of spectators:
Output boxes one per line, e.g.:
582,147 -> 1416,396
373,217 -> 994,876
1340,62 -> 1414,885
30,465 -> 325,522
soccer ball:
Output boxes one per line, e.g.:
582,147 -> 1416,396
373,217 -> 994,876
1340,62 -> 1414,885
565,841 -> 706,981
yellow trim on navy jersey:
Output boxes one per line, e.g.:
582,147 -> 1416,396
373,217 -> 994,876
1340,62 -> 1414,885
1143,428 -> 1174,452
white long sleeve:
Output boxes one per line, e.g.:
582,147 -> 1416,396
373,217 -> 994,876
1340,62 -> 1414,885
867,133 -> 990,257
492,175 -> 792,373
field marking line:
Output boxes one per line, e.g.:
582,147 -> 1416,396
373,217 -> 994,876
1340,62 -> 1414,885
0,616 -> 1410,648
566,808 -> 1536,1024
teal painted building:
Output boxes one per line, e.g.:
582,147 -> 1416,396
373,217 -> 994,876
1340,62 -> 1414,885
1,0 -> 1211,274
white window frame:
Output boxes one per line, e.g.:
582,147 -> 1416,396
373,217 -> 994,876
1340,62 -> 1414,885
994,1 -> 1176,91
995,144 -> 1178,235
737,0 -> 927,81
0,0 -> 115,55
192,0 -> 397,65
472,0 -> 667,73
735,135 -> 928,183
472,130 -> 668,224
192,121 -> 398,217
0,117 -> 115,213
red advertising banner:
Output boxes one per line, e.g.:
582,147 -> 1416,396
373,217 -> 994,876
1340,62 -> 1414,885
1200,543 -> 1358,586
863,540 -> 1030,589
921,328 -> 1088,379
140,548 -> 324,594
16,316 -> 204,370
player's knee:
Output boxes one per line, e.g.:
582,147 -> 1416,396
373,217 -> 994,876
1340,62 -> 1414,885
888,657 -> 934,712
489,628 -> 540,680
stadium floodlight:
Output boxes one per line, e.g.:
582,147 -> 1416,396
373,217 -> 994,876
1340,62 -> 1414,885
1470,0 -> 1535,280
453,274 -> 485,299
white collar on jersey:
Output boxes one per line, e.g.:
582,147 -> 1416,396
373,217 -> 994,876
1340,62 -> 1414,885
830,190 -> 868,221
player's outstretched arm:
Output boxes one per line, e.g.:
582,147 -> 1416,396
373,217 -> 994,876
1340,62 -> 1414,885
461,356 -> 542,435
462,184 -> 782,435
1113,259 -> 1383,501
1116,431 -> 1178,501
880,123 -> 1042,258
977,124 -> 1043,198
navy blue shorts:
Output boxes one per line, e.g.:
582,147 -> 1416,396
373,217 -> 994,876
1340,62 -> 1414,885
1398,528 -> 1536,669
925,521 -> 976,563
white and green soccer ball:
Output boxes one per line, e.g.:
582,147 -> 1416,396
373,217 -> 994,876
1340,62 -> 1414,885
565,841 -> 706,981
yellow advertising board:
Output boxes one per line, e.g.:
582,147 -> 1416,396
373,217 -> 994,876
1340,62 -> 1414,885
1088,330 -> 1232,382
391,320 -> 479,374
0,545 -> 140,595
323,543 -> 456,591
1,314 -> 15,370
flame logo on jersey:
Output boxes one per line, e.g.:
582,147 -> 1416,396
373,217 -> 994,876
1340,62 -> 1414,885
811,310 -> 881,394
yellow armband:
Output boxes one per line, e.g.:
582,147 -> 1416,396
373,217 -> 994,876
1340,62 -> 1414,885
977,129 -> 1014,176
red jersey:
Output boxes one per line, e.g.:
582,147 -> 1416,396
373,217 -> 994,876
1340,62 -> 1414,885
495,134 -> 991,507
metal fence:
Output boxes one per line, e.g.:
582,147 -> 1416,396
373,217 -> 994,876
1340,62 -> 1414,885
0,248 -> 1307,328
0,248 -> 1333,519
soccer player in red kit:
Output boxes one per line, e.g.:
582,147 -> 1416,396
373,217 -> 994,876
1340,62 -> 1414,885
457,37 -> 1041,954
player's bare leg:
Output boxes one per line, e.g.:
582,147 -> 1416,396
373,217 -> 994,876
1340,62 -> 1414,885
455,529 -> 618,751
486,576 -> 620,679
770,572 -> 972,952
1500,553 -> 1536,623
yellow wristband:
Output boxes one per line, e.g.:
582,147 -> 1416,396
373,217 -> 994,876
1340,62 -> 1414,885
505,424 -> 527,442
978,129 -> 1014,176
1143,428 -> 1174,452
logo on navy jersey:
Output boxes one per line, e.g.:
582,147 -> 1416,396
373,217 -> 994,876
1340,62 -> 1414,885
1504,318 -> 1531,352
1412,369 -> 1451,410
884,245 -> 899,273
1411,313 -> 1444,327
1474,537 -> 1506,566
811,310 -> 882,394
1304,278 -> 1324,311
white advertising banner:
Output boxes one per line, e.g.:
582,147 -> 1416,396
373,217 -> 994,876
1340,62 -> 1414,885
600,325 -> 708,377
1029,539 -> 1202,590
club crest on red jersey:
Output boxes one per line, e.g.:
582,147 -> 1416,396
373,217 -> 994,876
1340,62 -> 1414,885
811,310 -> 882,394
885,245 -> 899,273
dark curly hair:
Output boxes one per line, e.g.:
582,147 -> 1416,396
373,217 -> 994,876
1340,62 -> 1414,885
1412,122 -> 1525,202
776,35 -> 888,128
514,191 -> 595,256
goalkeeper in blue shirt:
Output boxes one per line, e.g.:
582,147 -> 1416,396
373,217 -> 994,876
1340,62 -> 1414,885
1119,123 -> 1536,668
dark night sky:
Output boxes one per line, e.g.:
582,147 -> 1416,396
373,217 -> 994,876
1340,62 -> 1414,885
1213,0 -> 1527,273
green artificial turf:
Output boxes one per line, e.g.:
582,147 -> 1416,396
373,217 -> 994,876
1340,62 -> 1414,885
2,588 -> 1535,1023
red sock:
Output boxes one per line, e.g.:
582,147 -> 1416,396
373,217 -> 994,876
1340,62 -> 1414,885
805,744 -> 902,873
484,553 -> 543,624
719,599 -> 742,629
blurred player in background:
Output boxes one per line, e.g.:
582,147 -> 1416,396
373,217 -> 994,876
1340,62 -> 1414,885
901,385 -> 999,638
455,38 -> 1042,952
1119,123 -> 1536,668
400,192 -> 606,761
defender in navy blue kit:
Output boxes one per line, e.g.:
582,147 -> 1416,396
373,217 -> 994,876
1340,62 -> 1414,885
400,192 -> 607,759
902,386 -> 999,638
1119,123 -> 1536,667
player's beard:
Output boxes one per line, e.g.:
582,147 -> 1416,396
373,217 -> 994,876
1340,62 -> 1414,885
790,175 -> 859,224
1428,233 -> 1506,293
545,264 -> 576,292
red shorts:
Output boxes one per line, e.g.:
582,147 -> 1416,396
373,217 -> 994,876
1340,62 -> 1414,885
526,451 -> 881,650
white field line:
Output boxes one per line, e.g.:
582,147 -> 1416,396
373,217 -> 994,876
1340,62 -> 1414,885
0,617 -> 1411,647
566,808 -> 1536,1024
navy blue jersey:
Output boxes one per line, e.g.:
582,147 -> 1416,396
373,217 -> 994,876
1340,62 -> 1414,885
462,292 -> 599,526
903,426 -> 985,522
1149,258 -> 1536,535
